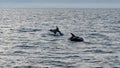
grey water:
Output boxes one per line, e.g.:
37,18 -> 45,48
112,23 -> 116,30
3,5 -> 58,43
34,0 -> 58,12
0,8 -> 120,68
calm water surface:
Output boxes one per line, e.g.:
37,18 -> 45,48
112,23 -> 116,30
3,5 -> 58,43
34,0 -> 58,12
0,8 -> 120,68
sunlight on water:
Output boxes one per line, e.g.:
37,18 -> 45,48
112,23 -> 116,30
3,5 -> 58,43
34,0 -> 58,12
0,8 -> 120,68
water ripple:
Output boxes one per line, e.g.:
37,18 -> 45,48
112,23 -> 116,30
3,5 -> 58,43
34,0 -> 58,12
83,49 -> 114,53
17,28 -> 42,32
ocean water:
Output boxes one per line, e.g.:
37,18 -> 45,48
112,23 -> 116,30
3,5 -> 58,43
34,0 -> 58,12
0,8 -> 120,68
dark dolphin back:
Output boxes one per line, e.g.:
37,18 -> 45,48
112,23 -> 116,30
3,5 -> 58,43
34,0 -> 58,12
69,33 -> 84,42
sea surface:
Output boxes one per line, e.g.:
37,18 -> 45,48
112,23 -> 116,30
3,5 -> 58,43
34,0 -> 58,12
0,8 -> 120,68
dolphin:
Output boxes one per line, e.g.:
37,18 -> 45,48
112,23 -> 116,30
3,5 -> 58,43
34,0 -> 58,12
49,26 -> 63,36
69,33 -> 84,42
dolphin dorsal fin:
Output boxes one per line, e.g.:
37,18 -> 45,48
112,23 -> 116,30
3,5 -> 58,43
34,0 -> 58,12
71,33 -> 76,37
56,26 -> 59,31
